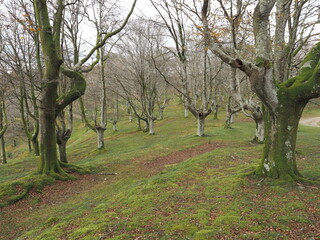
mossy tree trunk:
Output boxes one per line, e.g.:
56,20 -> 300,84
258,99 -> 306,179
34,0 -> 136,176
1,136 -> 6,164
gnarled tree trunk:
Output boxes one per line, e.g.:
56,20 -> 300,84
258,99 -> 306,179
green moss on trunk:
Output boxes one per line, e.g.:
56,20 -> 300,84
255,90 -> 307,181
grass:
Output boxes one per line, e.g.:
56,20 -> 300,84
0,103 -> 319,240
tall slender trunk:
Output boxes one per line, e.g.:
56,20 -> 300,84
197,116 -> 205,137
159,108 -> 164,120
31,138 -> 40,156
27,139 -> 32,153
137,118 -> 141,130
1,136 -> 6,164
257,100 -> 306,179
213,105 -> 219,120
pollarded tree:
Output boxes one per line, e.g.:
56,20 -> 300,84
31,0 -> 136,178
201,0 -> 320,181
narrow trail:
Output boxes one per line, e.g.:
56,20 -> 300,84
0,142 -> 223,240
300,117 -> 320,127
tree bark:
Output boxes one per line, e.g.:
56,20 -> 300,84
96,127 -> 106,149
184,107 -> 189,118
257,100 -> 306,180
253,118 -> 264,143
1,136 -> 6,164
159,108 -> 164,120
39,84 -> 65,175
213,105 -> 219,120
31,137 -> 40,156
148,118 -> 155,135
56,129 -> 71,163
197,116 -> 205,137
58,141 -> 67,163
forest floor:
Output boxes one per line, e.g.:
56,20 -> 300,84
0,104 -> 319,240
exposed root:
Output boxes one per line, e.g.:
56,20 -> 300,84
59,162 -> 91,175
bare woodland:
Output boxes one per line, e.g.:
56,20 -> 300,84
0,0 -> 319,182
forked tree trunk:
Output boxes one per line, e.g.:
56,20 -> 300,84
96,127 -> 106,149
257,100 -> 306,180
197,116 -> 205,137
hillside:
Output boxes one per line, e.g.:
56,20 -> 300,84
0,104 -> 319,240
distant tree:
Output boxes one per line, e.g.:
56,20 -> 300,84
113,19 -> 167,135
78,0 -> 125,149
0,90 -> 8,164
0,2 -> 41,156
150,0 -> 223,137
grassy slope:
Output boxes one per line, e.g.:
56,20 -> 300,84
0,104 -> 319,240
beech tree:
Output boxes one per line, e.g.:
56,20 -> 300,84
113,19 -> 167,135
32,0 -> 136,178
0,86 -> 8,164
0,2 -> 41,156
151,0 -> 223,136
201,0 -> 320,180
78,0 -> 126,149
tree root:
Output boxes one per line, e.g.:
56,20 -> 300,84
59,162 -> 91,175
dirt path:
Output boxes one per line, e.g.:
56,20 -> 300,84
300,117 -> 320,127
0,142 -> 223,240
